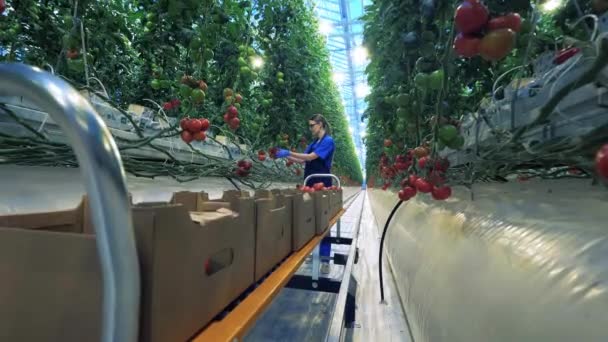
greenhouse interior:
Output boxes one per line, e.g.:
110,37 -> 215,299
1,0 -> 608,341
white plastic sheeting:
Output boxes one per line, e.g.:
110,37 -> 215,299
369,180 -> 608,342
0,165 -> 294,214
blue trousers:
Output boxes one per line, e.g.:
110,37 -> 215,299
320,236 -> 331,260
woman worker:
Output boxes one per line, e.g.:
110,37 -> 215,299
275,114 -> 335,274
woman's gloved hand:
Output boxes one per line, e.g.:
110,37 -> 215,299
275,149 -> 291,158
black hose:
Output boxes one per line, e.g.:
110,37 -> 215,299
379,199 -> 404,302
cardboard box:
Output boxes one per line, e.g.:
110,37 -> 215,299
253,190 -> 291,281
312,191 -> 330,235
329,189 -> 344,218
0,193 -> 255,342
273,189 -> 315,251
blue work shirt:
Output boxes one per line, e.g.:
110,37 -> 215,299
304,134 -> 335,187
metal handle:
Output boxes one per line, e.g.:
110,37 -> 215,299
303,173 -> 341,188
0,63 -> 140,342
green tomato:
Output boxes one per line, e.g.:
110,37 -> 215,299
64,15 -> 73,28
396,107 -> 409,118
247,47 -> 255,56
190,37 -> 202,50
203,48 -> 214,60
238,57 -> 248,67
160,80 -> 172,89
191,88 -> 206,103
238,45 -> 247,53
240,66 -> 252,76
180,84 -> 192,97
146,13 -> 156,21
151,79 -> 161,90
438,124 -> 458,143
446,135 -> 465,150
428,69 -> 444,90
145,21 -> 154,30
276,71 -> 284,79
262,99 -> 271,106
397,94 -> 410,106
414,73 -> 429,89
277,78 -> 285,85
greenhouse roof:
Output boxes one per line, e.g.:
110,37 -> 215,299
311,0 -> 370,170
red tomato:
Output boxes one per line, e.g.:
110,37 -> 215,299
228,105 -> 238,117
258,154 -> 267,161
223,113 -> 230,123
66,49 -> 79,59
453,33 -> 481,58
384,139 -> 393,147
199,81 -> 208,92
162,102 -> 173,111
418,156 -> 428,169
428,171 -> 445,186
596,144 -> 608,179
170,98 -> 181,107
479,28 -> 516,62
193,131 -> 206,141
187,119 -> 203,133
455,0 -> 489,34
180,118 -> 188,130
200,118 -> 210,131
403,186 -> 417,199
486,13 -> 522,32
408,174 -> 418,187
398,189 -> 410,201
181,130 -> 193,143
431,186 -> 452,200
395,161 -> 410,171
313,182 -> 325,191
235,94 -> 243,103
229,117 -> 240,130
415,178 -> 433,193
236,167 -> 249,177
434,158 -> 450,172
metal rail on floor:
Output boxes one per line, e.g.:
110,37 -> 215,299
325,192 -> 365,342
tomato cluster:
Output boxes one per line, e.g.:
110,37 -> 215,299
299,182 -> 340,193
176,75 -> 208,104
222,88 -> 242,130
235,159 -> 253,177
179,117 -> 210,143
162,98 -> 181,111
397,156 -> 452,202
453,0 -> 521,62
